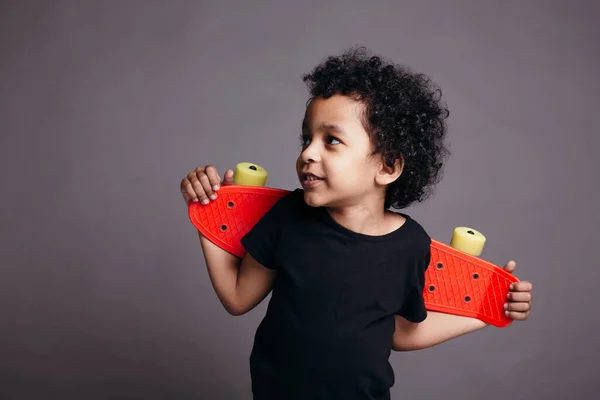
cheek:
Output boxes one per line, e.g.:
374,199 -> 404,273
339,165 -> 376,189
330,168 -> 365,189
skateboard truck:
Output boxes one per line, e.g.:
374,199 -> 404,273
189,162 -> 519,327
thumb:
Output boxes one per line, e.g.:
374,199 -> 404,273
503,260 -> 516,274
222,169 -> 234,185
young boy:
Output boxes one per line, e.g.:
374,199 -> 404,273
180,47 -> 533,400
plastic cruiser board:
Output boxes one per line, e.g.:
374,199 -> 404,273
188,163 -> 519,327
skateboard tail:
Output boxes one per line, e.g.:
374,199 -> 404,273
427,239 -> 518,327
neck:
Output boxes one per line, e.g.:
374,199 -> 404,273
325,195 -> 391,236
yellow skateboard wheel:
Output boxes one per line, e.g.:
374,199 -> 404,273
450,227 -> 486,256
233,162 -> 268,187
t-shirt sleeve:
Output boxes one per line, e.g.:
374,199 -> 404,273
239,191 -> 293,269
396,242 -> 431,323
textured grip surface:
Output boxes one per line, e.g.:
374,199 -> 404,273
426,239 -> 517,327
188,185 -> 518,327
188,185 -> 289,257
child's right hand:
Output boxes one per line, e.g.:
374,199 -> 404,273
180,165 -> 234,205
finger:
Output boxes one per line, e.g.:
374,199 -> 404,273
509,281 -> 533,292
222,169 -> 234,186
503,260 -> 516,273
180,177 -> 196,204
507,291 -> 532,302
504,302 -> 531,312
505,310 -> 530,321
197,172 -> 216,202
188,171 -> 210,204
204,165 -> 221,192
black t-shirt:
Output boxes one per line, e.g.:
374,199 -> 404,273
240,189 -> 431,400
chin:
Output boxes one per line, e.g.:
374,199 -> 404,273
302,190 -> 327,208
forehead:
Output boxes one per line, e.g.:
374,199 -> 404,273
302,95 -> 366,131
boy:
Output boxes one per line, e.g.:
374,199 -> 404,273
180,47 -> 533,399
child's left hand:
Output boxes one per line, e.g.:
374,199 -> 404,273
502,260 -> 533,321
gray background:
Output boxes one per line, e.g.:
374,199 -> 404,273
1,0 -> 598,399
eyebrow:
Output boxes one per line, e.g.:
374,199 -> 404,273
301,122 -> 346,136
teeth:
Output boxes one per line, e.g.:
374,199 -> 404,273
306,175 -> 320,181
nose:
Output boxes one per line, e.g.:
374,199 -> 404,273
300,141 -> 321,164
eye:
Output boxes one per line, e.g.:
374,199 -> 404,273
298,134 -> 340,149
327,136 -> 341,145
299,134 -> 310,148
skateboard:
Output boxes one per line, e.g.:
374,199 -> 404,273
188,163 -> 519,327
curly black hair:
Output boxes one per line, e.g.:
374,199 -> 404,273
301,47 -> 450,209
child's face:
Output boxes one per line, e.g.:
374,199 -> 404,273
296,94 -> 384,209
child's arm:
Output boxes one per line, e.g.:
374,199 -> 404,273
181,165 -> 277,316
199,233 -> 276,315
392,260 -> 533,351
392,312 -> 487,351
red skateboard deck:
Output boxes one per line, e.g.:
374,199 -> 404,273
188,185 -> 519,327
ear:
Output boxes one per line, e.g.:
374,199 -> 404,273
375,156 -> 404,186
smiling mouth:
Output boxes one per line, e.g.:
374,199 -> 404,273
302,174 -> 324,182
